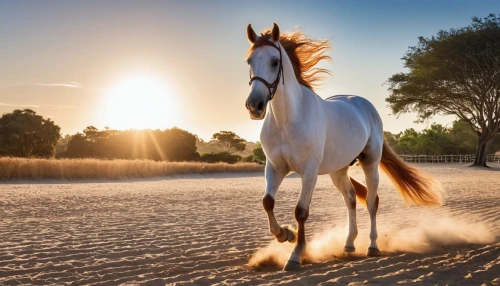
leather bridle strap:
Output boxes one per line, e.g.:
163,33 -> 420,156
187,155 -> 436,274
248,41 -> 284,101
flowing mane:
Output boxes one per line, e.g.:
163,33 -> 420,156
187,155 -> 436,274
245,29 -> 332,90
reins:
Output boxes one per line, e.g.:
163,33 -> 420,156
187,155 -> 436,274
248,41 -> 284,101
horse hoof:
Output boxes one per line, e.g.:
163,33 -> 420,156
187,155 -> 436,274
276,226 -> 297,243
283,260 -> 301,271
343,245 -> 356,253
366,247 -> 381,257
283,226 -> 297,243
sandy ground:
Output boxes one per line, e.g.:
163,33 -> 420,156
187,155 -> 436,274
0,163 -> 499,285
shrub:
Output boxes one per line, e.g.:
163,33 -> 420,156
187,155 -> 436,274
198,152 -> 242,164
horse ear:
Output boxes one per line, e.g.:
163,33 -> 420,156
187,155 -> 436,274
272,23 -> 280,42
247,24 -> 257,44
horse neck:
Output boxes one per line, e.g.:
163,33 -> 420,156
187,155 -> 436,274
268,46 -> 303,127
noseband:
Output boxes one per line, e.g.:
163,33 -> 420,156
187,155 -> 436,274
248,41 -> 284,101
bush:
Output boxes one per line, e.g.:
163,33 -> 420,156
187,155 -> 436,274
198,152 -> 242,164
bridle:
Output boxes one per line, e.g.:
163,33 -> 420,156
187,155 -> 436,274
248,41 -> 284,101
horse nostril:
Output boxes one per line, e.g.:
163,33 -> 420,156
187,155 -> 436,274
257,101 -> 264,111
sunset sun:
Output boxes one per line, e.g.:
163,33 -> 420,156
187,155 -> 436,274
102,75 -> 177,130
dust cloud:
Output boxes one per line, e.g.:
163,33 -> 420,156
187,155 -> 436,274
248,213 -> 497,269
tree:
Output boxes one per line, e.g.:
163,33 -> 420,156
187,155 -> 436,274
63,126 -> 200,161
0,109 -> 61,158
163,127 -> 200,161
383,131 -> 399,149
212,131 -> 246,153
415,124 -> 455,155
449,120 -> 479,154
252,142 -> 266,163
387,14 -> 500,167
55,134 -> 72,157
64,132 -> 90,158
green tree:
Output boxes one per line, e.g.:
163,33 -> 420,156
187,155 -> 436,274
415,124 -> 455,155
449,120 -> 479,154
383,131 -> 399,149
393,128 -> 419,155
0,109 -> 61,158
387,14 -> 500,167
212,131 -> 246,153
252,142 -> 266,163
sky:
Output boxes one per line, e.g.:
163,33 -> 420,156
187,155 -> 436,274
0,0 -> 498,142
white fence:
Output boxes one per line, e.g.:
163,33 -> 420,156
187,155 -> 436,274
398,154 -> 500,163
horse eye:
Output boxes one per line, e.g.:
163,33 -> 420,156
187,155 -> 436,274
271,60 -> 279,67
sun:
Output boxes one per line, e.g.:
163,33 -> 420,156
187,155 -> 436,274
102,75 -> 177,130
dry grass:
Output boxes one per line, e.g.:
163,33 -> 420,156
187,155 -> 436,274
0,157 -> 264,180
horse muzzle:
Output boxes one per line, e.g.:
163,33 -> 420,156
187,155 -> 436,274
245,97 -> 267,120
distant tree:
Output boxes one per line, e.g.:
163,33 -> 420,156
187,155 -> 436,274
0,109 -> 61,158
63,127 -> 200,161
448,120 -> 479,154
415,124 -> 455,155
212,131 -> 246,153
55,134 -> 72,157
83,126 -> 100,143
64,133 -> 89,158
387,14 -> 500,167
492,135 -> 500,154
243,155 -> 255,162
252,142 -> 266,163
385,121 -> 500,156
63,126 -> 116,158
101,129 -> 143,160
393,128 -> 419,155
448,119 -> 500,155
83,126 -> 116,158
164,127 -> 200,161
383,131 -> 399,149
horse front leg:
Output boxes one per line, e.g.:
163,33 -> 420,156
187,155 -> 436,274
263,162 -> 296,243
283,166 -> 318,271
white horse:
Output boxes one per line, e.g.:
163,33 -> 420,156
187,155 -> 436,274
244,23 -> 443,271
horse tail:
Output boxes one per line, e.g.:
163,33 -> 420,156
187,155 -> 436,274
350,177 -> 368,207
379,142 -> 443,206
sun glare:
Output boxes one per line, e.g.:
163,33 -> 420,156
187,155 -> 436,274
102,76 -> 177,130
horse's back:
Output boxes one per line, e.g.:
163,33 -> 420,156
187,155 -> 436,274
325,94 -> 377,112
323,95 -> 382,131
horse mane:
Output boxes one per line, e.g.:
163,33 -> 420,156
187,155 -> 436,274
245,29 -> 332,90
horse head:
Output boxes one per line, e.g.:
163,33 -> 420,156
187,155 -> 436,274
245,23 -> 283,120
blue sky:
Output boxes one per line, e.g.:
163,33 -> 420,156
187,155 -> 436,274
0,1 -> 498,141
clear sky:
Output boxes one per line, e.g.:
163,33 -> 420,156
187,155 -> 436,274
0,1 -> 498,141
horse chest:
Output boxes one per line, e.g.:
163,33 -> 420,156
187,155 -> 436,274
262,128 -> 313,173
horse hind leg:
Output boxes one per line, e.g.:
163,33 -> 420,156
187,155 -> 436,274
360,161 -> 381,256
330,167 -> 358,253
